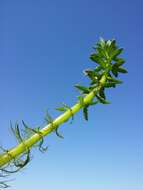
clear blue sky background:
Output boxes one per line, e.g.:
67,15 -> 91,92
0,0 -> 143,190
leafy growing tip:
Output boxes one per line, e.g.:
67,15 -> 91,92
75,38 -> 127,120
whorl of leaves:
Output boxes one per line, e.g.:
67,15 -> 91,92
0,110 -> 66,188
0,121 -> 46,189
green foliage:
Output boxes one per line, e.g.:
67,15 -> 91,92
56,102 -> 74,123
76,38 -> 127,120
0,38 -> 127,189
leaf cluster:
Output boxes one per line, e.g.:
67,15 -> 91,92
75,38 -> 127,120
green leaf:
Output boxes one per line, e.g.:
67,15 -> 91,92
55,127 -> 64,139
75,84 -> 90,94
14,149 -> 30,168
99,87 -> 106,99
90,54 -> 101,64
90,54 -> 105,67
22,120 -> 48,153
45,111 -> 53,124
111,67 -> 118,77
90,100 -> 99,106
109,40 -> 116,49
56,107 -> 66,111
22,120 -> 34,137
114,57 -> 125,64
104,82 -> 116,88
94,66 -> 102,72
58,102 -> 74,124
84,69 -> 96,80
111,48 -> 123,59
96,95 -> 110,104
83,106 -> 89,121
11,122 -> 23,143
99,37 -> 106,48
106,39 -> 116,55
38,139 -> 48,153
97,47 -> 107,58
117,67 -> 128,73
107,76 -> 123,84
106,40 -> 112,46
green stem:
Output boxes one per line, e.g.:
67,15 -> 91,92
0,75 -> 106,167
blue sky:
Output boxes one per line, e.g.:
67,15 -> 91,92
0,0 -> 143,189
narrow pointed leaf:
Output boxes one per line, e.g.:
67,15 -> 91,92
96,95 -> 110,104
94,66 -> 102,72
90,100 -> 99,106
90,54 -> 105,67
99,88 -> 106,99
114,57 -> 125,64
107,76 -> 123,84
55,128 -> 64,139
75,85 -> 90,94
111,48 -> 123,59
83,106 -> 89,121
104,82 -> 116,88
117,67 -> 128,73
56,107 -> 67,111
111,67 -> 118,77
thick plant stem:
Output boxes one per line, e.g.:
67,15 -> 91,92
0,75 -> 106,167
